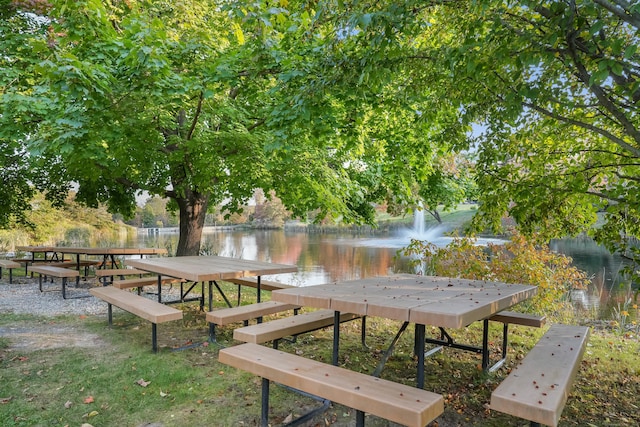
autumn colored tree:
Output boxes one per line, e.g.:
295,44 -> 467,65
400,233 -> 590,317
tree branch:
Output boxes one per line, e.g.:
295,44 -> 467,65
187,91 -> 204,140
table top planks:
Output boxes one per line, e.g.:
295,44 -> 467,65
125,255 -> 298,282
272,275 -> 537,329
17,246 -> 167,256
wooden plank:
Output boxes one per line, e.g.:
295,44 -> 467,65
219,343 -> 444,427
0,260 -> 20,269
408,284 -> 538,328
206,301 -> 300,326
112,276 -> 180,289
28,266 -> 80,278
37,261 -> 76,268
490,324 -> 590,427
226,277 -> 294,291
126,255 -> 297,283
489,311 -> 546,328
95,268 -> 147,277
89,287 -> 183,323
233,310 -> 358,344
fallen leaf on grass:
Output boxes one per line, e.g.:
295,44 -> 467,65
136,378 -> 151,387
160,390 -> 169,397
83,396 -> 94,404
64,401 -> 72,409
1,397 -> 12,404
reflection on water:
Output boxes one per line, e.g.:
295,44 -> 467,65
550,238 -> 633,314
110,226 -> 633,317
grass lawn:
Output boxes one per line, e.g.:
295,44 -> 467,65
1,284 -> 639,427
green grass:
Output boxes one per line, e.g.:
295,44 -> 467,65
1,296 -> 638,427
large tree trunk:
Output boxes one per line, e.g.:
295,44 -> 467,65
175,191 -> 210,256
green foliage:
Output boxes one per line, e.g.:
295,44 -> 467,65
0,192 -> 128,246
299,0 -> 640,284
5,0 -> 640,265
400,232 -> 590,319
3,0 -> 454,254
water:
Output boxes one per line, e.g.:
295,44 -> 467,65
96,215 -> 632,318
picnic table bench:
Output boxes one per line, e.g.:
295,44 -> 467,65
0,259 -> 21,284
226,277 -> 294,291
13,257 -> 64,275
210,277 -> 294,308
90,286 -> 183,353
219,343 -> 444,427
112,276 -> 182,290
206,301 -> 300,342
233,309 -> 361,348
483,311 -> 547,371
490,324 -> 590,427
95,268 -> 147,285
28,265 -> 81,299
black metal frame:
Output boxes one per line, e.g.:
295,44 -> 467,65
106,303 -> 161,353
37,273 -> 90,300
154,276 -> 204,308
331,314 -> 510,389
260,379 -> 332,427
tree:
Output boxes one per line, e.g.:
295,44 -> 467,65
293,0 -> 640,280
0,0 -> 61,227
253,189 -> 290,228
418,153 -> 478,223
2,0 -> 453,256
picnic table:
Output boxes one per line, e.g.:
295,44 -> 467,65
125,255 -> 298,310
16,246 -> 168,283
271,274 -> 537,389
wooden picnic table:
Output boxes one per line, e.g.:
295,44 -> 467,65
272,274 -> 537,389
16,246 -> 168,285
125,255 -> 298,310
17,245 -> 167,269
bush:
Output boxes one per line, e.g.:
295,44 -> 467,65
399,232 -> 590,320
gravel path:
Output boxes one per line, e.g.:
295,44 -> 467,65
0,276 -> 190,317
0,276 -> 109,317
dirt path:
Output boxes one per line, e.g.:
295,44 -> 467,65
0,323 -> 105,351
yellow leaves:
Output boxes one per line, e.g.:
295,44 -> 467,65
402,230 -> 588,316
232,23 -> 245,45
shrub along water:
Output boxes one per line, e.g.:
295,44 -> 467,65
400,231 -> 592,322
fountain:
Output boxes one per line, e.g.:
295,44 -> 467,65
403,207 -> 450,242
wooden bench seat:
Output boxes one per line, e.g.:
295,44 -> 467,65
490,324 -> 590,427
95,268 -> 147,277
226,277 -> 294,291
489,311 -> 546,328
219,343 -> 444,427
34,259 -> 100,280
0,259 -> 21,284
112,276 -> 181,290
13,257 -> 63,275
33,261 -> 74,268
90,286 -> 183,353
206,301 -> 300,342
95,268 -> 147,285
28,265 -> 81,299
233,309 -> 359,347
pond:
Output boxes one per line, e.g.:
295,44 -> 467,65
111,223 -> 632,320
